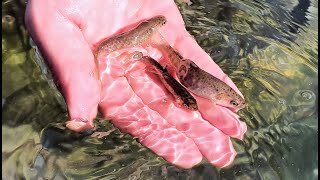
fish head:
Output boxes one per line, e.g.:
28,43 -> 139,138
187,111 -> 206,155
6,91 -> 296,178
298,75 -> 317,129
215,90 -> 246,112
137,15 -> 167,39
177,59 -> 198,79
182,97 -> 198,111
146,15 -> 167,28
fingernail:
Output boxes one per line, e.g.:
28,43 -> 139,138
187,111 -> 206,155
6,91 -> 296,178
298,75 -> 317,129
66,118 -> 94,132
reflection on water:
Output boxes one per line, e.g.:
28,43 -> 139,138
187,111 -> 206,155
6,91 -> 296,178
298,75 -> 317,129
2,0 -> 318,179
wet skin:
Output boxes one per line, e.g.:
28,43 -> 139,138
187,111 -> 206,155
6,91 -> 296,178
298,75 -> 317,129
138,56 -> 198,111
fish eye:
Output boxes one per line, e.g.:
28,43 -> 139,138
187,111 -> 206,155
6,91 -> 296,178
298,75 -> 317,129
156,16 -> 167,25
190,62 -> 198,68
184,104 -> 188,107
230,100 -> 239,106
162,20 -> 167,25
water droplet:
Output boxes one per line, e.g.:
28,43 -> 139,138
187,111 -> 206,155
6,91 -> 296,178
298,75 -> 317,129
300,91 -> 313,100
292,90 -> 316,105
278,98 -> 286,105
313,169 -> 318,175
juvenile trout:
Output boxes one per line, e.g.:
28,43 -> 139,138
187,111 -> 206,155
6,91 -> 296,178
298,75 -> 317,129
177,59 -> 246,111
139,56 -> 198,111
155,44 -> 246,111
95,15 -> 167,60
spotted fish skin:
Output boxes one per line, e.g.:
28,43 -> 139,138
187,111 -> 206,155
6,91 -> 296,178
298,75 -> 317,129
95,15 -> 167,59
177,59 -> 246,111
139,56 -> 198,111
154,43 -> 246,111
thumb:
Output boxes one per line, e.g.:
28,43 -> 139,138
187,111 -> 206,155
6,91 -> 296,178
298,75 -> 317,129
25,0 -> 101,131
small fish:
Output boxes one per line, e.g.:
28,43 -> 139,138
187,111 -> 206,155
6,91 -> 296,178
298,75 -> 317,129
155,44 -> 246,111
95,15 -> 167,60
177,59 -> 246,111
139,56 -> 198,111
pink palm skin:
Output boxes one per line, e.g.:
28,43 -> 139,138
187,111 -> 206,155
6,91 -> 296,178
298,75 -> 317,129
25,0 -> 247,168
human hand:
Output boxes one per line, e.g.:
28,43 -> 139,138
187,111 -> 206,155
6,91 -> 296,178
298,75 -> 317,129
25,0 -> 247,168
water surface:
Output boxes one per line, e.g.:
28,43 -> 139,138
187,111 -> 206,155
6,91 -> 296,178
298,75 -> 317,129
2,0 -> 318,179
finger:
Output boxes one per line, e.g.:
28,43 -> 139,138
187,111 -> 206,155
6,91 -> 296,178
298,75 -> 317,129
25,0 -> 100,132
98,55 -> 203,168
124,59 -> 237,168
197,97 -> 247,139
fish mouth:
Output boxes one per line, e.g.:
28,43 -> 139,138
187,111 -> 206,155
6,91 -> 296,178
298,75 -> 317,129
215,103 -> 240,113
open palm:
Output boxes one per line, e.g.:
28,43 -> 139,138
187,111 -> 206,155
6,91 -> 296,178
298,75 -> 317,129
26,0 -> 247,168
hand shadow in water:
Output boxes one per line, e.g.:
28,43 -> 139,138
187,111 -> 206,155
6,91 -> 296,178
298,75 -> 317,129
2,80 -> 97,150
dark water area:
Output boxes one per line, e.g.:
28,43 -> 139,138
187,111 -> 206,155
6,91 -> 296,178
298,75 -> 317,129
2,0 -> 318,179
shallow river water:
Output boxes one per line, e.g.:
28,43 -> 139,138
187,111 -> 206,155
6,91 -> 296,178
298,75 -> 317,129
2,0 -> 318,179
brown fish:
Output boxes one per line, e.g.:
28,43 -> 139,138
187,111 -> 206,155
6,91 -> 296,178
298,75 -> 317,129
155,44 -> 246,111
139,56 -> 198,111
95,15 -> 167,60
177,59 -> 246,111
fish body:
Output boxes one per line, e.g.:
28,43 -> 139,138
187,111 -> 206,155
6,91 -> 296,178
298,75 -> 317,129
177,59 -> 246,111
139,56 -> 198,111
155,44 -> 245,111
95,15 -> 167,59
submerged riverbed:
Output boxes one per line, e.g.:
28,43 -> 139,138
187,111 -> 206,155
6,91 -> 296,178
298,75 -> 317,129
2,0 -> 318,179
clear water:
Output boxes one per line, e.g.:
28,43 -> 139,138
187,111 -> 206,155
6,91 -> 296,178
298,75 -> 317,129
2,0 -> 318,179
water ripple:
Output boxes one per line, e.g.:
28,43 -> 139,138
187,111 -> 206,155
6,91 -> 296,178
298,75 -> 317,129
2,0 -> 318,179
